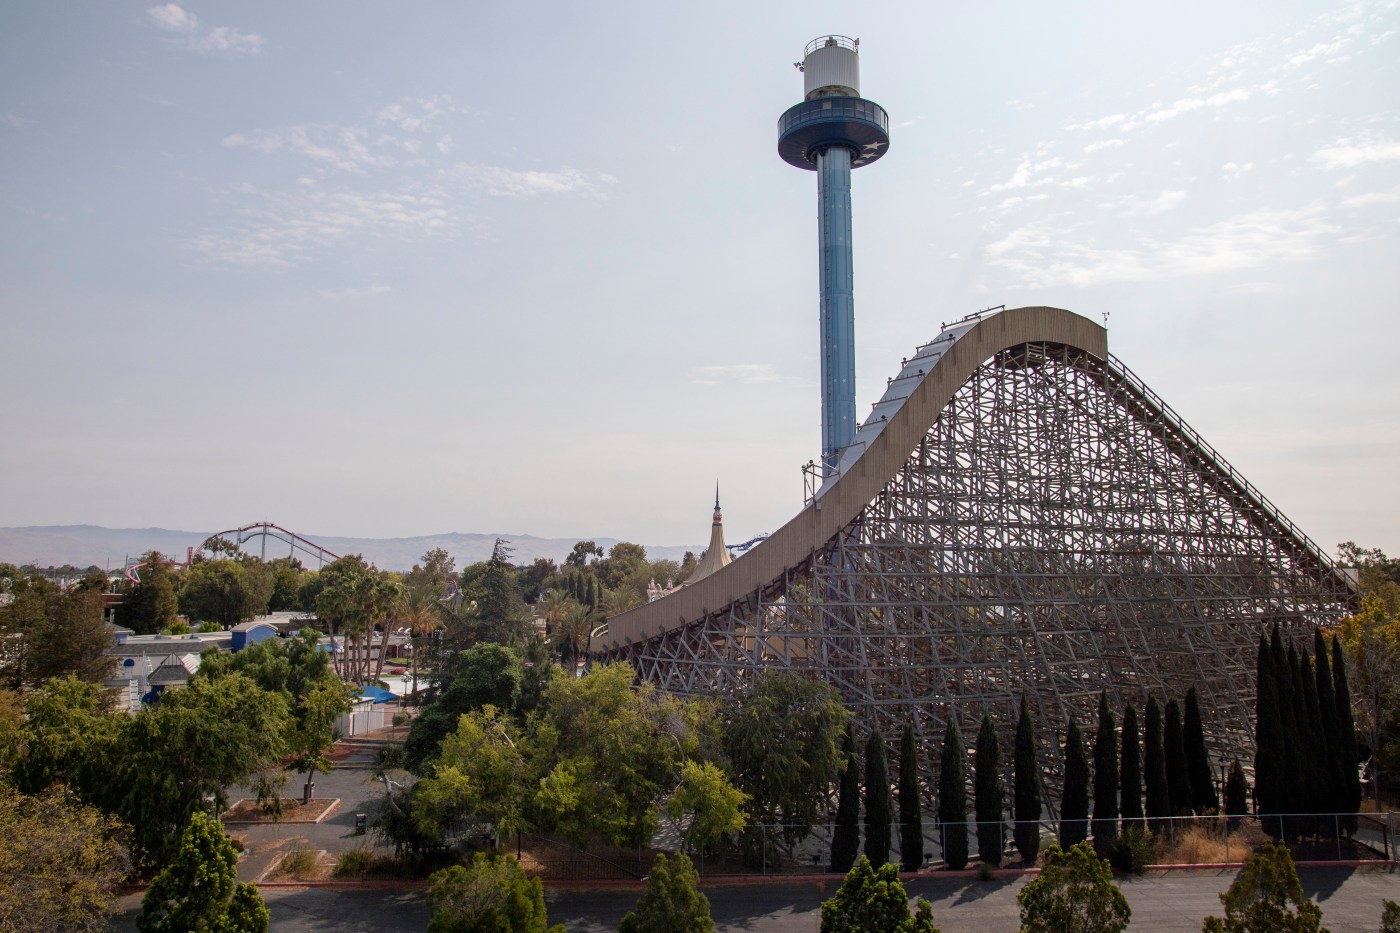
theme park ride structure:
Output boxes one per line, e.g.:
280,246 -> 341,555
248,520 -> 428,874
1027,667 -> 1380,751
590,39 -> 1355,778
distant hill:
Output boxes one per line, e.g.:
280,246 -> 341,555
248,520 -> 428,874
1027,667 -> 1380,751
0,525 -> 703,573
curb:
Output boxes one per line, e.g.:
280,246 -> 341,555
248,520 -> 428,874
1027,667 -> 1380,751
222,798 -> 343,826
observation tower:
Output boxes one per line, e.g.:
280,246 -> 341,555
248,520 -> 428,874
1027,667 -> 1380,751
778,36 -> 890,476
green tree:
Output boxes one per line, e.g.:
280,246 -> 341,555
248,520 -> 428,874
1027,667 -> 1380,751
477,539 -> 529,645
137,811 -> 268,932
427,853 -> 563,933
1312,629 -> 1341,817
1225,760 -> 1250,830
1060,719 -> 1090,848
937,718 -> 968,870
1183,687 -> 1217,814
664,759 -> 748,854
899,723 -> 924,872
974,711 -> 1004,866
820,856 -> 941,933
119,551 -> 180,635
0,574 -> 112,690
830,726 -> 861,874
1201,840 -> 1329,933
1381,901 -> 1400,933
1331,635 -> 1362,827
723,670 -> 849,850
618,852 -> 714,933
1120,702 -> 1143,835
865,728 -> 893,866
0,784 -> 130,933
1334,597 -> 1394,808
1255,633 -> 1287,834
1013,695 -> 1043,865
180,558 -> 275,627
533,663 -> 694,848
1017,841 -> 1130,933
1145,696 -> 1170,835
1165,698 -> 1191,817
1091,693 -> 1118,855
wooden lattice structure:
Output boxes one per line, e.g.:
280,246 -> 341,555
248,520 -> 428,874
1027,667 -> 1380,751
592,307 -> 1355,786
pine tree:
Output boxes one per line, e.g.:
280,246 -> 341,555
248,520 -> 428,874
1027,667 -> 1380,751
830,727 -> 861,874
1332,635 -> 1362,829
1183,687 -> 1217,814
1060,719 -> 1090,849
899,724 -> 924,872
1287,645 -> 1320,825
1298,646 -> 1327,832
1013,695 -> 1043,865
1144,697 -> 1170,837
618,852 -> 713,933
1091,693 -> 1118,856
864,729 -> 892,867
1164,699 -> 1190,817
974,712 -> 1004,866
1120,702 -> 1143,835
937,718 -> 968,870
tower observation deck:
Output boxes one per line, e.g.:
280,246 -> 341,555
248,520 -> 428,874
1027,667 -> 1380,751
779,36 -> 890,476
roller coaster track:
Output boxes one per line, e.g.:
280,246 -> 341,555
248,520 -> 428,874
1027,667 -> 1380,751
123,522 -> 339,583
591,306 -> 1355,782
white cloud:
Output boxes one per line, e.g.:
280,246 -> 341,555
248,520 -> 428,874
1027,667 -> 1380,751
1083,139 -> 1123,155
147,4 -> 197,32
1312,137 -> 1400,169
986,204 -> 1339,288
223,125 -> 392,174
1339,188 -> 1400,209
148,4 -> 262,55
450,163 -> 611,198
1119,190 -> 1187,216
190,187 -> 453,267
689,364 -> 782,385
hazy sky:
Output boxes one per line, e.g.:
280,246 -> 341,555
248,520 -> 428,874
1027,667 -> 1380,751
2,1 -> 1397,556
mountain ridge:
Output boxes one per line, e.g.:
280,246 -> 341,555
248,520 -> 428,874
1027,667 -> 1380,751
0,524 -> 703,573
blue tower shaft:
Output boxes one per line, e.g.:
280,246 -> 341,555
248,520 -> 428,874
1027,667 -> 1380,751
817,146 -> 856,475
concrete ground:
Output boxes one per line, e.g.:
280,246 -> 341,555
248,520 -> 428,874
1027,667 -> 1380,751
112,864 -> 1398,932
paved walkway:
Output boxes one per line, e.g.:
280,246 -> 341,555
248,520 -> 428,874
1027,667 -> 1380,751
224,727 -> 406,883
111,865 -> 1399,932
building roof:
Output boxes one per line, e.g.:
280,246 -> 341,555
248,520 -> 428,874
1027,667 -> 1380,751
687,486 -> 733,585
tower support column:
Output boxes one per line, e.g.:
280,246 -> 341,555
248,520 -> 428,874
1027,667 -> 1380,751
817,145 -> 856,474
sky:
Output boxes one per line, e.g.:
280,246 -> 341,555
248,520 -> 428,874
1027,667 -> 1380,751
1,1 -> 1397,557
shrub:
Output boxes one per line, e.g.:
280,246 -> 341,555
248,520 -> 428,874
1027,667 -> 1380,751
1108,827 -> 1150,875
1201,841 -> 1326,933
427,854 -> 563,933
820,856 -> 941,933
976,860 -> 997,882
277,849 -> 320,880
1017,841 -> 1130,933
1381,900 -> 1400,933
619,852 -> 713,933
334,850 -> 373,878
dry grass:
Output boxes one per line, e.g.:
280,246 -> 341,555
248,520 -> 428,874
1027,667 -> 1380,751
271,848 -> 330,881
1154,824 -> 1256,864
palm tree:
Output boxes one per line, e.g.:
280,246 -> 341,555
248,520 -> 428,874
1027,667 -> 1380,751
369,577 -> 406,684
552,602 -> 596,669
601,586 -> 642,619
398,583 -> 443,698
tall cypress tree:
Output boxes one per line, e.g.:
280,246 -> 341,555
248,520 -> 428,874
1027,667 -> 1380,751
1183,687 -> 1217,814
938,718 -> 968,870
1287,644 -> 1320,836
1120,702 -> 1143,835
1313,629 -> 1341,817
974,712 -> 1004,866
1013,695 -> 1042,865
1298,647 -> 1327,831
1332,635 -> 1362,828
1059,719 -> 1090,848
1271,626 -> 1300,818
1164,699 -> 1191,817
1144,696 -> 1170,836
1224,759 -> 1250,830
1254,631 -> 1286,836
898,724 -> 923,872
830,726 -> 861,874
864,728 -> 892,867
1091,692 -> 1119,855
